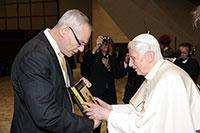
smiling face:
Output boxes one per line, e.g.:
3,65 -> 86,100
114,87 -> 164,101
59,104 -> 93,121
59,23 -> 91,57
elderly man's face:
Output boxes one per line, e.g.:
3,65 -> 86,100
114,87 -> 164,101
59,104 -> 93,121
128,48 -> 149,76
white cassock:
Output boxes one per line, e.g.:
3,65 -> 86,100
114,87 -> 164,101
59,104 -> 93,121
107,59 -> 200,133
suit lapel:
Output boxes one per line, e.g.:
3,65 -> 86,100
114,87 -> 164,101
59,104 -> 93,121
39,31 -> 68,88
66,62 -> 74,86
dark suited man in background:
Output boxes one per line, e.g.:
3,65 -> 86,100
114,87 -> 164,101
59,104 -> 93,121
11,9 -> 100,133
174,42 -> 199,83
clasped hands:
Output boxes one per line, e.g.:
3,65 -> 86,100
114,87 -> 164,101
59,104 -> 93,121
83,97 -> 112,128
102,57 -> 111,71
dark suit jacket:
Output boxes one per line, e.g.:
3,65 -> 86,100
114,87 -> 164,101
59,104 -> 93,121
174,57 -> 199,83
123,67 -> 144,104
11,31 -> 93,133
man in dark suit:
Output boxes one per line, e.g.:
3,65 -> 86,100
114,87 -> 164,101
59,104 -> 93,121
11,9 -> 100,133
174,42 -> 199,83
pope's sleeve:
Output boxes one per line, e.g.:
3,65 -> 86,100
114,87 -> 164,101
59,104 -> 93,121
112,104 -> 134,113
108,110 -> 141,133
108,104 -> 141,133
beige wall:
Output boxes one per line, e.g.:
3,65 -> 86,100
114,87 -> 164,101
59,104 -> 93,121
59,0 -> 92,20
1,0 -> 199,62
131,0 -> 200,61
97,0 -> 200,62
92,0 -> 129,45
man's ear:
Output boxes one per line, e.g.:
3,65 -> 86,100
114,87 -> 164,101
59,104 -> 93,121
145,51 -> 155,63
59,24 -> 69,37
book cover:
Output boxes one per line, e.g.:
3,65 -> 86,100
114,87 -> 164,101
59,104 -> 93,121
69,80 -> 96,112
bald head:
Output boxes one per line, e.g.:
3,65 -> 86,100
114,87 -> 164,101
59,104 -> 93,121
56,9 -> 92,32
49,9 -> 92,57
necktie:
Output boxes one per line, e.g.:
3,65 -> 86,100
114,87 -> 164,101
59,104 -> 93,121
59,53 -> 70,86
59,53 -> 74,112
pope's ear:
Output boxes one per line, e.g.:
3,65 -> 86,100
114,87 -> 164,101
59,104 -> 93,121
146,51 -> 155,62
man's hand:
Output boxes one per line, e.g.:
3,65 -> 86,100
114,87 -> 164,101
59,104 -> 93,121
94,97 -> 112,111
93,119 -> 101,129
83,98 -> 112,121
80,77 -> 92,88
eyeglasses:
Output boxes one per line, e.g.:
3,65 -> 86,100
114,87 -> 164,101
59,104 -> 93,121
69,27 -> 86,46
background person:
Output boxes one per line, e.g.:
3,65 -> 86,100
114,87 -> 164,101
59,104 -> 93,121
80,45 -> 92,79
122,53 -> 144,104
81,35 -> 126,133
158,34 -> 175,58
174,42 -> 199,83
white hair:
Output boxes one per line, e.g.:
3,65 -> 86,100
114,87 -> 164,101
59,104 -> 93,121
56,9 -> 92,32
192,5 -> 200,28
128,39 -> 163,61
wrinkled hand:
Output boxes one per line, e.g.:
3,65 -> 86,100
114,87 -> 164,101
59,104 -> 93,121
83,97 -> 112,121
93,119 -> 102,129
84,102 -> 111,121
94,97 -> 112,111
80,77 -> 92,88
